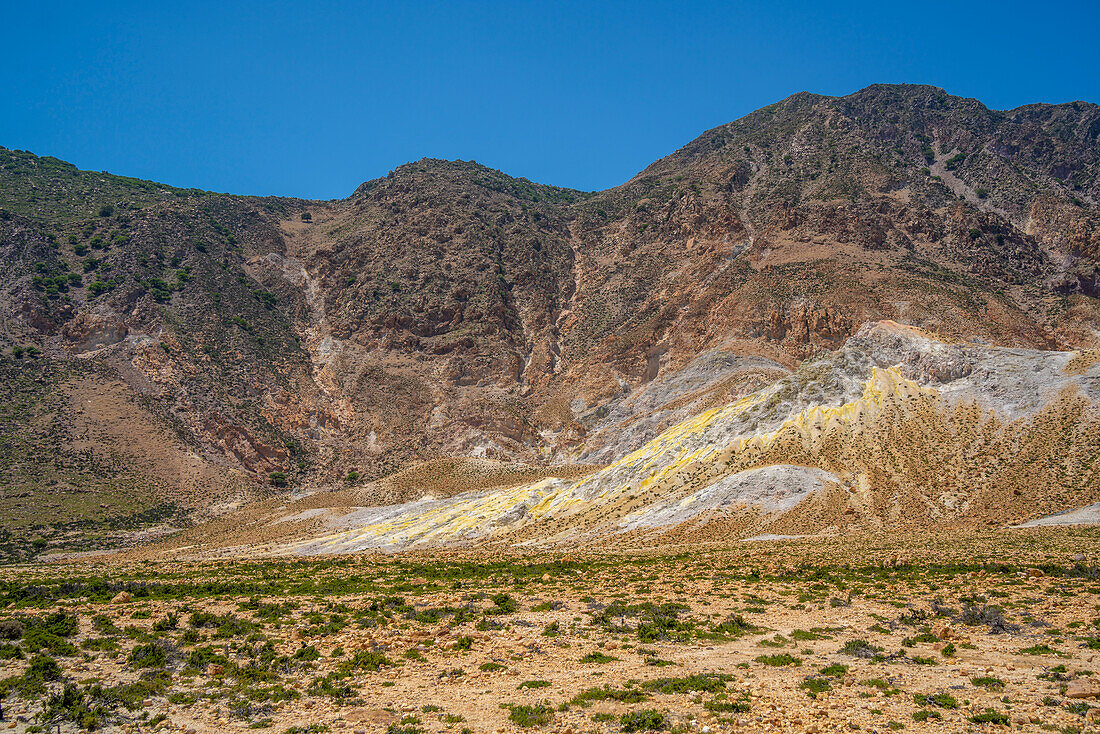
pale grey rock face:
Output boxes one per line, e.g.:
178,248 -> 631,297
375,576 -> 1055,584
848,322 -> 1100,416
574,349 -> 789,465
616,465 -> 843,531
1014,504 -> 1100,528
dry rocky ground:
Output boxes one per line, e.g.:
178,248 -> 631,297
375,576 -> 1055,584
4,531 -> 1100,733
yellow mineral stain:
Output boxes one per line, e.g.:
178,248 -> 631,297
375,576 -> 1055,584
288,367 -> 938,551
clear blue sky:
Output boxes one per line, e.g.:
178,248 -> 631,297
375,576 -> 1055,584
3,0 -> 1098,199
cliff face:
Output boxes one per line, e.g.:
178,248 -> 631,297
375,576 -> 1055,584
2,84 -> 1099,552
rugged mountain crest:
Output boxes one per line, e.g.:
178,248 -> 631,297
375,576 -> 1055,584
2,84 -> 1100,555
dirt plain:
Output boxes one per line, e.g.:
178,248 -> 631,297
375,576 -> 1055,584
4,529 -> 1100,733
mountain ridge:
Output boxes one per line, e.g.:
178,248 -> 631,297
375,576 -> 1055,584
2,82 -> 1099,558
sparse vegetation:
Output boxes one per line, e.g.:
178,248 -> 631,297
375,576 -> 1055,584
0,538 -> 1093,729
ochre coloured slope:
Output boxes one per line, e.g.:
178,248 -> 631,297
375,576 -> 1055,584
219,322 -> 1100,556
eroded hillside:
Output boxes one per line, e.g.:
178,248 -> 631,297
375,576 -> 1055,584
2,84 -> 1100,554
145,322 -> 1100,557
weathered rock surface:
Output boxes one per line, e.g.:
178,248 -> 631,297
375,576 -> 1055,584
201,321 -> 1100,555
3,83 -> 1100,553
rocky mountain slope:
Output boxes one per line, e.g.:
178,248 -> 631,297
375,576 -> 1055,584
2,84 -> 1100,555
157,321 -> 1098,556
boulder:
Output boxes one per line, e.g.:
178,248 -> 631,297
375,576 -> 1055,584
344,708 -> 397,725
1065,680 -> 1100,699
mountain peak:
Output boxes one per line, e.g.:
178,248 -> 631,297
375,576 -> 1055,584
350,157 -> 587,202
1,83 -> 1098,560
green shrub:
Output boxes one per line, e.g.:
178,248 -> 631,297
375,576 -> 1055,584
22,628 -> 76,656
840,639 -> 883,658
799,677 -> 832,698
41,682 -> 110,730
620,709 -> 665,732
913,692 -> 957,709
92,615 -> 121,635
184,645 -> 229,671
957,603 -> 1010,632
28,653 -> 62,681
213,615 -> 257,639
80,637 -> 119,652
108,672 -> 170,710
570,686 -> 649,707
703,698 -> 749,713
971,675 -> 1005,690
152,612 -> 179,632
710,614 -> 755,637
128,642 -> 167,669
188,610 -> 218,628
344,649 -> 392,671
641,674 -> 727,694
490,593 -> 517,614
0,619 -> 23,640
29,611 -> 78,638
509,704 -> 554,727
755,653 -> 801,666
969,709 -> 1009,725
293,645 -> 320,661
307,672 -> 355,699
1065,700 -> 1092,716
